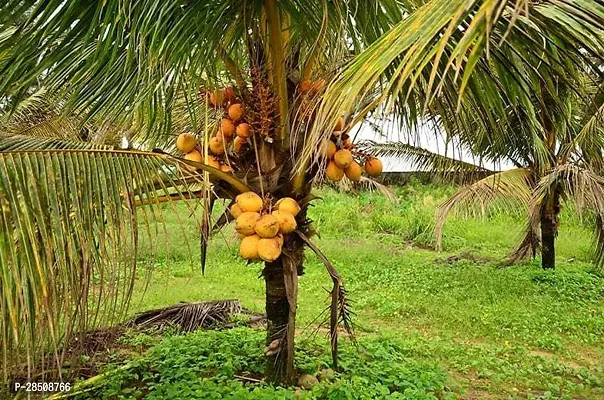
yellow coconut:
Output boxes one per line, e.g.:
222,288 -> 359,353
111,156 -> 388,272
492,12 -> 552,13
220,118 -> 236,137
345,160 -> 362,182
235,212 -> 260,236
365,157 -> 383,177
240,234 -> 261,260
228,103 -> 245,122
234,136 -> 247,153
333,149 -> 353,169
176,133 -> 196,153
205,155 -> 221,169
275,197 -> 301,217
272,210 -> 297,234
230,203 -> 243,219
334,116 -> 345,132
209,136 -> 225,155
322,139 -> 337,159
236,192 -> 263,212
257,237 -> 282,262
236,123 -> 251,138
326,161 -> 344,181
255,214 -> 280,238
299,79 -> 312,93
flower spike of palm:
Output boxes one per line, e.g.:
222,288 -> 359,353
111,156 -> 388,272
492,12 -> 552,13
0,0 -> 603,389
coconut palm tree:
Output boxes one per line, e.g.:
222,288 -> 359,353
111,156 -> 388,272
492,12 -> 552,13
0,0 -> 603,388
366,71 -> 604,270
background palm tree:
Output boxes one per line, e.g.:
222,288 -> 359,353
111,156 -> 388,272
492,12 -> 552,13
366,70 -> 604,270
0,0 -> 603,387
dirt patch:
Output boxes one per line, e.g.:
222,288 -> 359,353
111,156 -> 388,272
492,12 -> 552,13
529,349 -> 583,370
437,252 -> 493,265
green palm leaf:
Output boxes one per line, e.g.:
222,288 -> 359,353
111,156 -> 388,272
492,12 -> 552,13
0,148 -> 249,381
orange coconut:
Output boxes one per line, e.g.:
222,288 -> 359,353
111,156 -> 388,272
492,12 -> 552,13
236,122 -> 251,138
205,155 -> 221,169
333,149 -> 353,169
272,210 -> 297,234
322,139 -> 337,159
234,136 -> 247,153
299,79 -> 312,93
275,197 -> 301,217
342,137 -> 352,149
257,237 -> 282,262
255,214 -> 280,238
220,118 -> 236,137
364,157 -> 383,176
235,212 -> 260,236
176,133 -> 196,153
209,136 -> 225,155
326,161 -> 344,181
334,116 -> 344,132
222,86 -> 236,104
184,150 -> 203,170
220,163 -> 232,173
236,192 -> 263,212
230,203 -> 243,219
240,234 -> 261,260
228,103 -> 245,122
209,90 -> 222,107
345,160 -> 362,182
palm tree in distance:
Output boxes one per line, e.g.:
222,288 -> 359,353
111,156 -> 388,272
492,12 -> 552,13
0,0 -> 603,386
366,73 -> 604,270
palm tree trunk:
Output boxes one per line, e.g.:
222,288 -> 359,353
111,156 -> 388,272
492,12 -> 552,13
263,233 -> 303,384
540,189 -> 561,270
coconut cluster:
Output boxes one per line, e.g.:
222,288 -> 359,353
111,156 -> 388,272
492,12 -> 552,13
232,192 -> 301,262
175,132 -> 232,173
322,118 -> 383,182
209,87 -> 251,157
175,87 -> 254,172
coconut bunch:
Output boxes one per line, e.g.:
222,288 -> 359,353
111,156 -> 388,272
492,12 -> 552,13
175,132 -> 233,173
231,192 -> 301,262
208,86 -> 251,159
321,118 -> 383,182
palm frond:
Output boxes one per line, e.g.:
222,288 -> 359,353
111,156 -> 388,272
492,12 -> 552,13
128,300 -> 262,332
301,0 -> 604,179
504,220 -> 540,265
358,139 -> 491,175
0,136 -> 115,151
435,168 -> 533,250
0,148 -> 248,382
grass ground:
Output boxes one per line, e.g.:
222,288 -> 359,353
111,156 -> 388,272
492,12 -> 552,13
76,180 -> 604,399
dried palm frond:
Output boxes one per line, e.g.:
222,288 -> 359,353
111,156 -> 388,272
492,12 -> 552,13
296,231 -> 355,368
435,168 -> 533,250
128,300 -> 263,332
533,163 -> 604,270
504,221 -> 541,265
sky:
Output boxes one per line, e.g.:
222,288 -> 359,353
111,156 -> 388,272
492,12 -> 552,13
353,117 -> 516,172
